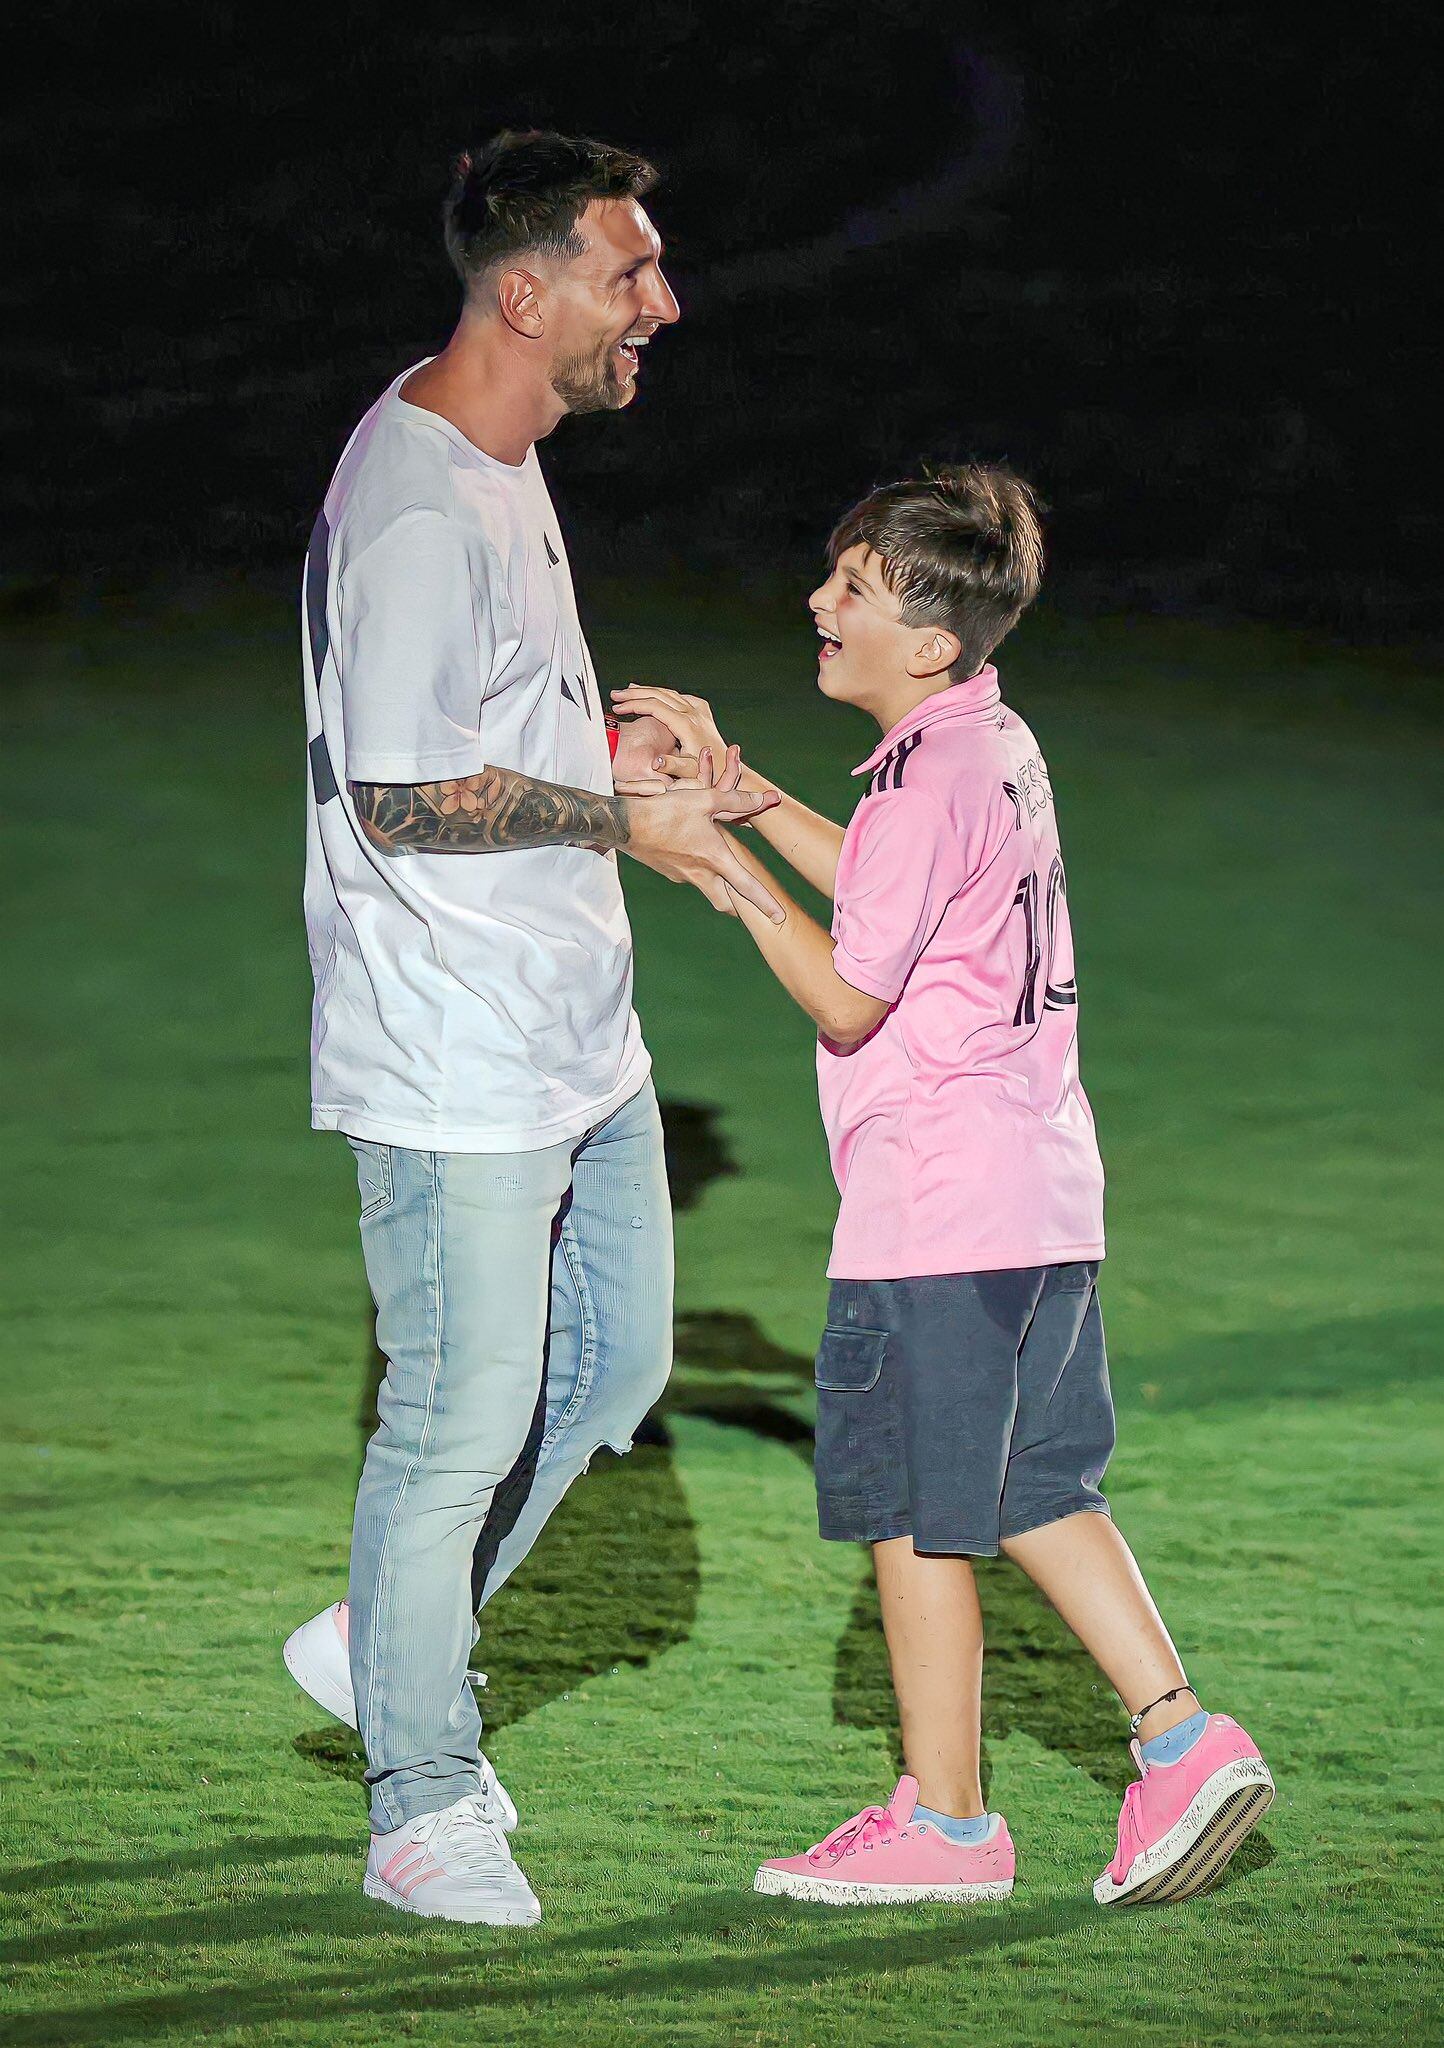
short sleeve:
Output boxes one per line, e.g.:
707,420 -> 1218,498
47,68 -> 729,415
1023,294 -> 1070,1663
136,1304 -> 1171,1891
832,787 -> 965,1003
338,511 -> 497,782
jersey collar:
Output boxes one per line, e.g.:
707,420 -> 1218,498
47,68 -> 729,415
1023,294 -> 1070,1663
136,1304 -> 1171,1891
852,666 -> 1001,777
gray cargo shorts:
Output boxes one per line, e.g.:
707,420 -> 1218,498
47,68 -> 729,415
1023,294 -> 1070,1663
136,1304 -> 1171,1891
814,1263 -> 1115,1556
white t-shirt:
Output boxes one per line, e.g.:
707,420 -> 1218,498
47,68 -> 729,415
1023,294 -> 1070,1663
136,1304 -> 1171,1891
301,364 -> 650,1151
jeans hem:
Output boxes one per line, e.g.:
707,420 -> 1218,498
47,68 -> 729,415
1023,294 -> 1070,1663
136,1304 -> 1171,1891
368,1775 -> 484,1835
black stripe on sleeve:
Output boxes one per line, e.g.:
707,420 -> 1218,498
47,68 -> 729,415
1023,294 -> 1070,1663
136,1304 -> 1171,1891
309,732 -> 340,805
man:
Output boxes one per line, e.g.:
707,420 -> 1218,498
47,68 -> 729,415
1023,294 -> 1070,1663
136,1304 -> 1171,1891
293,129 -> 781,1927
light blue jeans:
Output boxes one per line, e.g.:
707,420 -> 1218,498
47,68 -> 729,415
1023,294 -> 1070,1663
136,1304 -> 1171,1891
346,1079 -> 672,1831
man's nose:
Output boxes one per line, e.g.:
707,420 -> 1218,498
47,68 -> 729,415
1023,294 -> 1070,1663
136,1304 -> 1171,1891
647,272 -> 682,326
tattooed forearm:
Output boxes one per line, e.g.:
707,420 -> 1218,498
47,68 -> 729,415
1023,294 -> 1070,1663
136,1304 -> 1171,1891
349,768 -> 630,856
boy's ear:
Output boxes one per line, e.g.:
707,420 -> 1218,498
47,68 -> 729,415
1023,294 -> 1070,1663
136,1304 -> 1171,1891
906,629 -> 962,680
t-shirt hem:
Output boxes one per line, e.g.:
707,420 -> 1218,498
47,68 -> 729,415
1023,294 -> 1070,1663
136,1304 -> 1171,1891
830,948 -> 903,1005
343,745 -> 491,784
312,1052 -> 652,1154
826,1240 -> 1106,1281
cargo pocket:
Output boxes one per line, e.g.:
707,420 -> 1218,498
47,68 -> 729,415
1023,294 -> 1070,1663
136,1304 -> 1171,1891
813,1325 -> 901,1535
815,1326 -> 888,1392
352,1141 -> 394,1221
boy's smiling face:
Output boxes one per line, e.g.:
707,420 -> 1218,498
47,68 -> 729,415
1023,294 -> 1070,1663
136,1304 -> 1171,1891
810,544 -> 962,727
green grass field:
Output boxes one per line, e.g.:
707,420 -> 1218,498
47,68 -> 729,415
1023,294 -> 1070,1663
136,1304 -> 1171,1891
2,593 -> 1441,2046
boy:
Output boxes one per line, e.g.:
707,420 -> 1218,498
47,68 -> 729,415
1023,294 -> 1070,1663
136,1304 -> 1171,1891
612,465 -> 1273,1907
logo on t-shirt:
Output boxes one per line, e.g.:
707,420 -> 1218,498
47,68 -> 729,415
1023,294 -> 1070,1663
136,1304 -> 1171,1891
545,535 -> 560,566
865,732 -> 924,796
559,672 -> 593,718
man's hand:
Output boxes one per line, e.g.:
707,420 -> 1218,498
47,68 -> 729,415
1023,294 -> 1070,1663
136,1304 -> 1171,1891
622,745 -> 784,922
611,711 -> 681,792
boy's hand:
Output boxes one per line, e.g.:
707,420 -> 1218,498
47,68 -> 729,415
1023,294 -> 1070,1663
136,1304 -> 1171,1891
622,745 -> 783,922
611,685 -> 729,767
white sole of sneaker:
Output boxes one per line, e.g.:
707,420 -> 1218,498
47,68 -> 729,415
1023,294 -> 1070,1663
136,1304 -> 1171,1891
1093,1756 -> 1275,1906
363,1870 -> 540,1926
282,1617 -> 357,1728
753,1868 -> 1014,1905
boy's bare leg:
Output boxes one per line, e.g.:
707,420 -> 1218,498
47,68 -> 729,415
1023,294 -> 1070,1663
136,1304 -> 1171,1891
873,1537 -> 985,1816
1001,1512 -> 1196,1740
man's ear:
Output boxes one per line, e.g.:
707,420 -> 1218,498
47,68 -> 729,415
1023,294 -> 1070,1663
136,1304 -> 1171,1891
495,268 -> 546,339
906,629 -> 962,680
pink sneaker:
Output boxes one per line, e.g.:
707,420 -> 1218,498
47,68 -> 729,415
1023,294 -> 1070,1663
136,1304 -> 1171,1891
754,1776 -> 1015,1905
1094,1713 -> 1274,1906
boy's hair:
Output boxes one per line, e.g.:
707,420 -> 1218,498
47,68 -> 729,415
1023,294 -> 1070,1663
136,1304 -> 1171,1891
828,464 -> 1045,680
443,130 -> 659,293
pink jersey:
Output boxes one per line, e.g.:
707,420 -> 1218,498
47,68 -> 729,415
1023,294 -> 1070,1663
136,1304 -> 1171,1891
819,666 -> 1105,1280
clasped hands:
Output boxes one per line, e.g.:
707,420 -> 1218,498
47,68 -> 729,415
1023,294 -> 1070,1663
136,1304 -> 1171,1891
609,684 -> 779,920
607,684 -> 741,793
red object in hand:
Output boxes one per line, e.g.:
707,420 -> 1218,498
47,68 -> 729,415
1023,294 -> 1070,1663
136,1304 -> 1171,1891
606,720 -> 621,760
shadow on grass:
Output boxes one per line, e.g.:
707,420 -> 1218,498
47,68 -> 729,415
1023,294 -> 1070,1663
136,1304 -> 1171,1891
0,1836 -> 343,1898
7,1467 -> 345,1516
1,1889 -> 1094,2045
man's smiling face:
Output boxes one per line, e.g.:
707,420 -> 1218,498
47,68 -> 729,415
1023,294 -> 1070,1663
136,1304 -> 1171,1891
545,198 -> 680,414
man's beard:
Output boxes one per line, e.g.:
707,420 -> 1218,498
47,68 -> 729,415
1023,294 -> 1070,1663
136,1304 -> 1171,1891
551,334 -> 629,415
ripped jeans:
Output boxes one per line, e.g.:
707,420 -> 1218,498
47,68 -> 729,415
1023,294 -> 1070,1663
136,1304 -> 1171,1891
346,1079 -> 672,1830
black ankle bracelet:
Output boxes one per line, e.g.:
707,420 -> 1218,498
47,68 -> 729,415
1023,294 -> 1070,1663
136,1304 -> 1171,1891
1129,1684 -> 1198,1736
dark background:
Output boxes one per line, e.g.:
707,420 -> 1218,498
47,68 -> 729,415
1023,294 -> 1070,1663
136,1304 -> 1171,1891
7,0 -> 1437,638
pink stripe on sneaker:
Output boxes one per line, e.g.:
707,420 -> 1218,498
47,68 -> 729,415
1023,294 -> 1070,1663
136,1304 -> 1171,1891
380,1845 -> 427,1887
394,1857 -> 444,1898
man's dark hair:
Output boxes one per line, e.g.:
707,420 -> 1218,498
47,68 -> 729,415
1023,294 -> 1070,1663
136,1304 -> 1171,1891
443,129 -> 659,292
828,463 -> 1045,681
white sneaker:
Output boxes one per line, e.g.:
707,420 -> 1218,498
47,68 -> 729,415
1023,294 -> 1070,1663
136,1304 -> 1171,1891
364,1792 -> 540,1925
283,1602 -> 358,1724
283,1601 -> 518,1831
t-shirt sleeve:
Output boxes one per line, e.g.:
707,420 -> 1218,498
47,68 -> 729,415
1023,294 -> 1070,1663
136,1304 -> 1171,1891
338,511 -> 498,783
831,786 -> 965,1003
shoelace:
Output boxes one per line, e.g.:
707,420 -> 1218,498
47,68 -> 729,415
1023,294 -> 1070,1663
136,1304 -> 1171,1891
1111,1777 -> 1147,1876
809,1804 -> 898,1865
471,1772 -> 513,1827
425,1795 -> 514,1877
